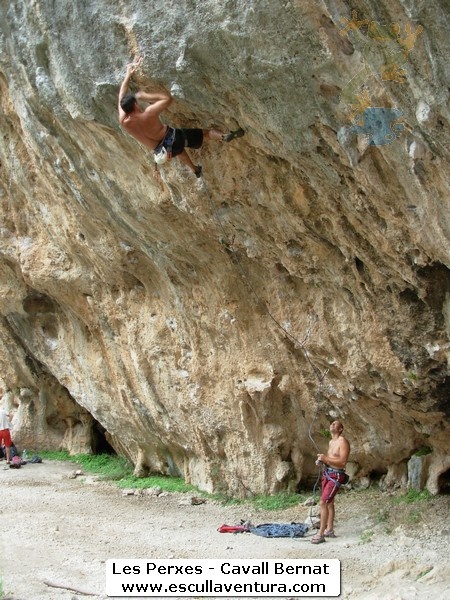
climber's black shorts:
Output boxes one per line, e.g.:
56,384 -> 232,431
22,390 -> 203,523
172,128 -> 204,157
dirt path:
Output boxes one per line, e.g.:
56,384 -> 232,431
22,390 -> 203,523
1,460 -> 449,599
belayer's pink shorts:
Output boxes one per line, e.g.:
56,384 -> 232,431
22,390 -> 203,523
321,471 -> 346,503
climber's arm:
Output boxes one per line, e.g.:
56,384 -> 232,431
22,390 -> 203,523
136,90 -> 173,117
118,57 -> 143,119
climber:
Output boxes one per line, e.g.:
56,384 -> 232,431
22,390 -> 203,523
118,57 -> 245,178
311,420 -> 351,544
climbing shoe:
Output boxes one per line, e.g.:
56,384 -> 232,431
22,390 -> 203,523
223,128 -> 245,142
194,165 -> 203,178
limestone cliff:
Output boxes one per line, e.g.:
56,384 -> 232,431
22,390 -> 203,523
0,0 -> 448,496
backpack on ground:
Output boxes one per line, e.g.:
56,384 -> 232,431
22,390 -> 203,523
9,444 -> 18,458
9,455 -> 22,469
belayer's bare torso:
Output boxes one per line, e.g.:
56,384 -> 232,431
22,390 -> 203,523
328,437 -> 348,468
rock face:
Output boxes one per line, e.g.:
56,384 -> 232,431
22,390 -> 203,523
0,1 -> 448,496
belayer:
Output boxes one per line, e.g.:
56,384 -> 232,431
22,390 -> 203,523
311,420 -> 351,544
118,57 -> 244,178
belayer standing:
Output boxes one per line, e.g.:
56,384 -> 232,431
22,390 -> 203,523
311,420 -> 351,544
118,57 -> 244,178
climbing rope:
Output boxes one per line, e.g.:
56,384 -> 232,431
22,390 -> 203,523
202,179 -> 329,497
204,181 -> 327,385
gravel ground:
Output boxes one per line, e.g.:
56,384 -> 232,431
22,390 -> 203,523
1,460 -> 449,599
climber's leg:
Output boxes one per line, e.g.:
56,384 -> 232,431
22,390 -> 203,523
175,149 -> 200,175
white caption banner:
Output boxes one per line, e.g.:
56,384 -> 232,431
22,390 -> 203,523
106,559 -> 340,597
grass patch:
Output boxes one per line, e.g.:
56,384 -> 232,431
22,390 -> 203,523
250,492 -> 305,511
413,446 -> 432,457
407,509 -> 421,524
368,488 -> 435,531
38,451 -> 133,481
37,450 -> 73,461
117,475 -> 195,493
416,567 -> 433,580
37,452 -> 305,509
360,529 -> 374,544
392,489 -> 433,504
70,454 -> 132,480
197,491 -> 305,511
375,507 -> 389,523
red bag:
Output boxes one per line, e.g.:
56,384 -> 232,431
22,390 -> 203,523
217,524 -> 250,533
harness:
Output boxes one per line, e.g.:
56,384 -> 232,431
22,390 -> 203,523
323,466 -> 348,487
153,127 -> 176,163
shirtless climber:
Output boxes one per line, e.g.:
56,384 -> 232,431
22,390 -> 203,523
311,420 -> 351,544
118,57 -> 244,177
